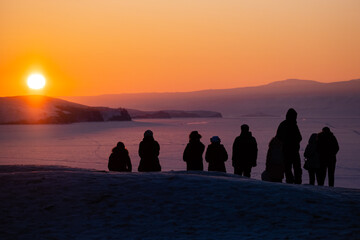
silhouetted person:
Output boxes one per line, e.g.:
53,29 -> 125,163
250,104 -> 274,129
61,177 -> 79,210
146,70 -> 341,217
183,131 -> 205,171
232,124 -> 258,177
304,133 -> 321,185
317,127 -> 339,187
138,130 -> 161,172
261,137 -> 285,182
108,142 -> 132,172
276,108 -> 302,184
205,136 -> 228,172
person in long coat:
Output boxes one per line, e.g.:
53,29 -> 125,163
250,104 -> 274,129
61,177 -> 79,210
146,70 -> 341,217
232,124 -> 258,177
183,131 -> 205,171
261,137 -> 285,182
276,108 -> 302,184
317,127 -> 339,187
138,130 -> 161,172
108,142 -> 132,172
205,136 -> 228,172
303,133 -> 321,185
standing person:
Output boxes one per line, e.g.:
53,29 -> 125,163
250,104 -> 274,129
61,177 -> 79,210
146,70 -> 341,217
303,133 -> 321,185
276,108 -> 302,184
183,131 -> 205,171
232,124 -> 258,177
261,137 -> 285,182
205,136 -> 228,172
108,142 -> 132,172
317,127 -> 339,187
138,130 -> 161,172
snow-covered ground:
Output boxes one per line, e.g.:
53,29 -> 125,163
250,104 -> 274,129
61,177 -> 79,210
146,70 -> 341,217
0,165 -> 359,240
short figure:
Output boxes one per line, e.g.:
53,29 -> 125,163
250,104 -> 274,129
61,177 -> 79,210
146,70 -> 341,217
317,127 -> 339,187
261,137 -> 285,182
138,130 -> 161,172
108,142 -> 132,172
205,136 -> 228,172
183,131 -> 205,171
303,133 -> 321,185
276,108 -> 302,184
232,124 -> 258,177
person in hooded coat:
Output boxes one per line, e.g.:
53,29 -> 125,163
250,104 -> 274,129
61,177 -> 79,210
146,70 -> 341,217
317,127 -> 339,187
108,142 -> 132,172
138,130 -> 161,172
276,108 -> 302,184
261,136 -> 285,182
232,124 -> 258,177
304,133 -> 321,185
205,136 -> 228,172
183,131 -> 205,171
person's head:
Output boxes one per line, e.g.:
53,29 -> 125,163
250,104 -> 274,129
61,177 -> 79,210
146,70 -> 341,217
241,124 -> 249,133
210,136 -> 221,144
144,129 -> 153,138
189,131 -> 202,141
116,141 -> 125,149
322,127 -> 331,134
286,108 -> 297,122
308,133 -> 318,144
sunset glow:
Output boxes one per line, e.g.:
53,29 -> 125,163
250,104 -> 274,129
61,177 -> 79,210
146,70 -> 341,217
1,0 -> 360,96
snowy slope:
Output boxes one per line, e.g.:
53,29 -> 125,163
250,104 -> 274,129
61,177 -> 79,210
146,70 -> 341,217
0,165 -> 359,240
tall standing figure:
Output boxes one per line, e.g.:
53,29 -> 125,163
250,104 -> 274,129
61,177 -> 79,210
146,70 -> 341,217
232,124 -> 258,177
108,142 -> 132,172
183,131 -> 205,171
205,136 -> 228,172
138,130 -> 161,172
317,127 -> 339,187
276,108 -> 302,184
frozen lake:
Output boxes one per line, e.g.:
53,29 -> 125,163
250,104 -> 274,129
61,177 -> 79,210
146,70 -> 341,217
1,117 -> 359,189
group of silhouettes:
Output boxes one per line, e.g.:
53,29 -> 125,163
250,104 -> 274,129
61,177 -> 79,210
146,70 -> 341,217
108,108 -> 339,187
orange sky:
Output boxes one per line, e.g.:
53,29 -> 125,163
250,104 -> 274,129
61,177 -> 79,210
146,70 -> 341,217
1,0 -> 360,97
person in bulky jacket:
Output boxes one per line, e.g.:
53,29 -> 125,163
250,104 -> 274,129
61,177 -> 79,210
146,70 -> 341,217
205,136 -> 228,172
138,130 -> 161,172
276,108 -> 302,184
232,124 -> 258,177
261,136 -> 285,182
303,133 -> 321,185
108,141 -> 132,172
183,131 -> 205,171
317,127 -> 339,187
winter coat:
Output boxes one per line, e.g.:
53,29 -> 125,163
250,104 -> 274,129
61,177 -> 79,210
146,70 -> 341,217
304,133 -> 320,170
205,143 -> 228,172
138,136 -> 161,172
276,109 -> 302,154
232,132 -> 258,168
108,147 -> 132,172
183,140 -> 205,171
317,131 -> 339,166
265,137 -> 285,181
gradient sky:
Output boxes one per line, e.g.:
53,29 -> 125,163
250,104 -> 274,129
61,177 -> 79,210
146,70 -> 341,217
1,0 -> 360,96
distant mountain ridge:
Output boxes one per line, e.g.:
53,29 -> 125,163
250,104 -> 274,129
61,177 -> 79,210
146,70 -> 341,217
63,79 -> 360,117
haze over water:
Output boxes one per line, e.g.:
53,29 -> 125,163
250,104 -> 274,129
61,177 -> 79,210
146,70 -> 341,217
1,117 -> 359,189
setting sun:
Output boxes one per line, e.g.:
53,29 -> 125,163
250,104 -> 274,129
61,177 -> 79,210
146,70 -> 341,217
27,74 -> 46,90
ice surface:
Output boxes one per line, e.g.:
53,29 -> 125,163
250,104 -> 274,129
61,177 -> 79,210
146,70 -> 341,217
0,117 -> 359,188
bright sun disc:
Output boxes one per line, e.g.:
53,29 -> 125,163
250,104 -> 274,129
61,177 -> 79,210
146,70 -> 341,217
27,74 -> 46,90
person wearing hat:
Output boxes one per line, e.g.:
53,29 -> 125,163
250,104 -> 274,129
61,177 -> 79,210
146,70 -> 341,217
205,136 -> 228,172
183,131 -> 205,171
108,141 -> 132,172
317,127 -> 339,187
138,130 -> 161,172
232,124 -> 258,177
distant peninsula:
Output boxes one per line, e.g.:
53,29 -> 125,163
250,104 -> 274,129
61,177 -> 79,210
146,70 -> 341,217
0,95 -> 222,124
